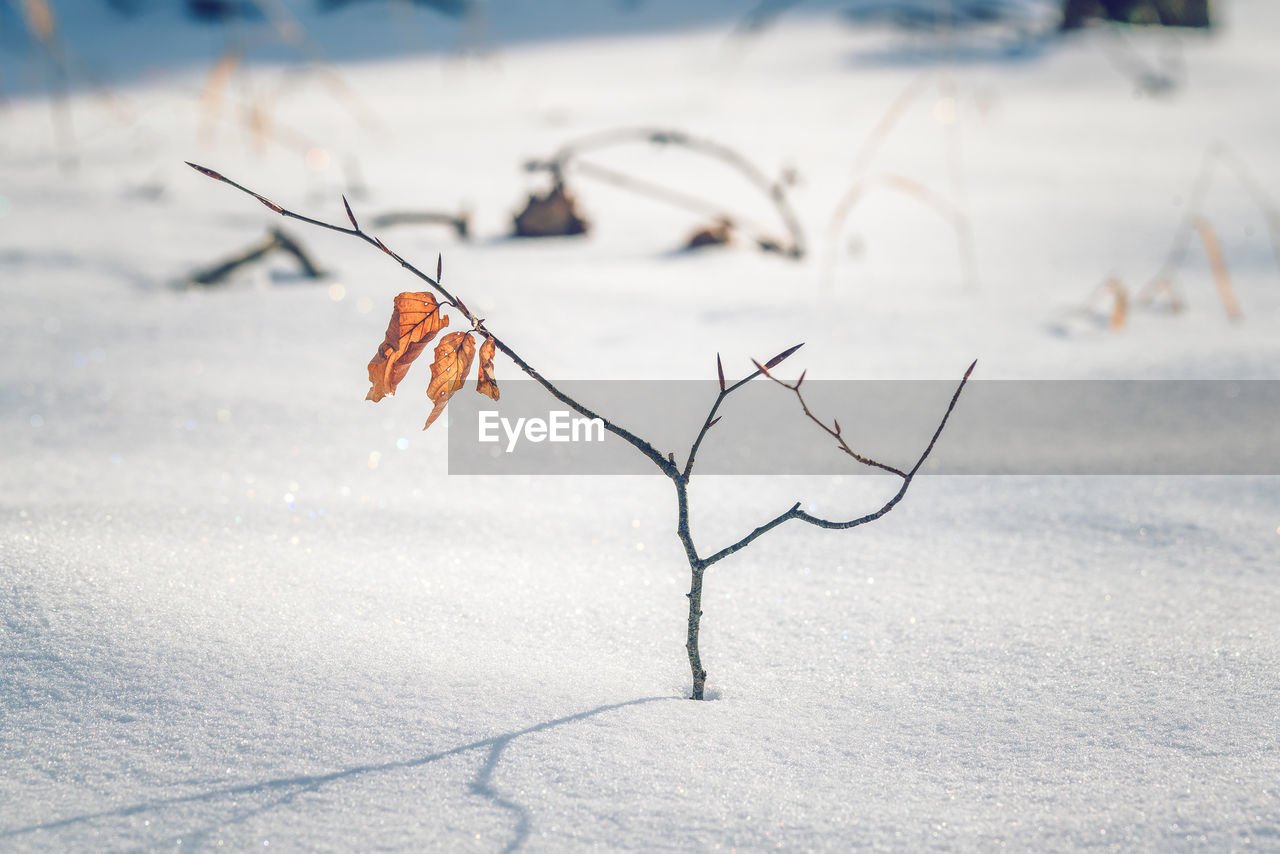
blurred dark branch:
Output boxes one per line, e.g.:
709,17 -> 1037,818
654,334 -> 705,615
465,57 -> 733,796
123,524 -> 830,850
188,226 -> 324,285
527,126 -> 806,258
368,210 -> 470,240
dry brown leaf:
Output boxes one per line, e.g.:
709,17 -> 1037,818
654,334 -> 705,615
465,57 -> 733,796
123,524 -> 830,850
475,335 -> 499,401
424,331 -> 477,429
366,292 -> 448,402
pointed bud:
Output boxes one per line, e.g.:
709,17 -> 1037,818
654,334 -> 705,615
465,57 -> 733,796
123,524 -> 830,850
796,369 -> 806,389
834,418 -> 842,435
964,359 -> 977,380
708,416 -> 722,429
764,342 -> 804,369
255,194 -> 284,214
436,253 -> 443,283
185,161 -> 225,181
716,354 -> 725,391
342,195 -> 359,230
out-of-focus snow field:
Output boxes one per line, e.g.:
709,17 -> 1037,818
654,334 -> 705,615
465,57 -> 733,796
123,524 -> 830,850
2,1 -> 1279,850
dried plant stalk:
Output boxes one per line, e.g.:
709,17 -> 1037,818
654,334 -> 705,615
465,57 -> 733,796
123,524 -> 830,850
1195,219 -> 1241,321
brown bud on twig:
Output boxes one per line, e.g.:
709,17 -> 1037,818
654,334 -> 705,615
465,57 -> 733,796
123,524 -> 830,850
716,354 -> 725,391
764,342 -> 804,369
185,161 -> 224,182
342,195 -> 359,231
708,416 -> 722,429
437,253 -> 443,283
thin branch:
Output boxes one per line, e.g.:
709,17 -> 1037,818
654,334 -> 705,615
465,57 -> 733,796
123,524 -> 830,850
755,362 -> 906,478
702,359 -> 975,568
187,162 -> 679,479
682,345 -> 803,481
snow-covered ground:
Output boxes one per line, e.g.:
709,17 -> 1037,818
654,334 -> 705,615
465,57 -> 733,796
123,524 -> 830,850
3,1 -> 1278,850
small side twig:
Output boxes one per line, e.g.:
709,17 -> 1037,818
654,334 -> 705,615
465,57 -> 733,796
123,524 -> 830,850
698,358 -> 975,569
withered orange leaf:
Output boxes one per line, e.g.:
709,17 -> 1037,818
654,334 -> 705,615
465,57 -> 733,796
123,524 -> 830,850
366,292 -> 448,403
424,331 -> 477,430
475,336 -> 499,401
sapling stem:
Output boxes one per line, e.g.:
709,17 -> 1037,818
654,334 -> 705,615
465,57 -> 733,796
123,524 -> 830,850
189,162 -> 974,700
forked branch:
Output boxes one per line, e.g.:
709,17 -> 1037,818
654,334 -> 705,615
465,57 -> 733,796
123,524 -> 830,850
189,162 -> 975,701
698,359 -> 975,569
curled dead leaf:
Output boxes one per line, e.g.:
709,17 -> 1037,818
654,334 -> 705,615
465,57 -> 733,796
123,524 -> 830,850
476,336 -> 499,401
366,292 -> 448,402
424,331 -> 477,429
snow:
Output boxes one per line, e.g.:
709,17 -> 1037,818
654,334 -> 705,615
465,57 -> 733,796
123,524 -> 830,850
3,0 -> 1279,850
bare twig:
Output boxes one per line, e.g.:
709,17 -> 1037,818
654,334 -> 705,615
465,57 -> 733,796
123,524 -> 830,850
699,359 -> 975,568
189,163 -> 974,701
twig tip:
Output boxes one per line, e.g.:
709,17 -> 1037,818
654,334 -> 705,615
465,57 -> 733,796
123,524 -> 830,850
764,342 -> 804,369
185,161 -> 224,181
